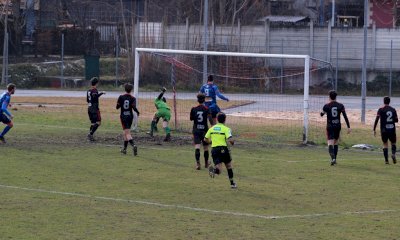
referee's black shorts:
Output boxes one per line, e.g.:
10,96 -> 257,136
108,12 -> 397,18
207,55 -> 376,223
211,146 -> 232,165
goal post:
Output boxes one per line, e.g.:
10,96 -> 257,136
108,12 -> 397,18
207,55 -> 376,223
134,48 -> 314,144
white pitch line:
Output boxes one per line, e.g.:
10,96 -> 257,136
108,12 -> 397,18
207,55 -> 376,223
0,184 -> 399,220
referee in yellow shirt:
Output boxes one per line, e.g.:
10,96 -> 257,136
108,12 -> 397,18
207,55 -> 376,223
204,112 -> 237,189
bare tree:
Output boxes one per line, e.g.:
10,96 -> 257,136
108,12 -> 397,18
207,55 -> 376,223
10,0 -> 24,55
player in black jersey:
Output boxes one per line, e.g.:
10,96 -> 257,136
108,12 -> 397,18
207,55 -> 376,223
321,90 -> 351,166
190,93 -> 211,170
373,96 -> 398,164
116,83 -> 140,156
86,77 -> 105,141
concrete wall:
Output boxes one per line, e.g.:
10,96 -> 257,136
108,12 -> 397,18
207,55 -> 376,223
131,21 -> 400,85
156,22 -> 400,72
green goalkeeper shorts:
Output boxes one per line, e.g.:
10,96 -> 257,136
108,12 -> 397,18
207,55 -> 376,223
156,108 -> 171,121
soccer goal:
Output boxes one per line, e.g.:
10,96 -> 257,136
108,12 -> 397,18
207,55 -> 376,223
134,48 -> 333,144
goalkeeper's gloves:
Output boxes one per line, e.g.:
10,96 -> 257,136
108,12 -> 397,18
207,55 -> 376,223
320,112 -> 325,117
161,87 -> 167,92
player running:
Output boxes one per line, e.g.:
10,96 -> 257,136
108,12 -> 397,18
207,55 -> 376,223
320,90 -> 351,166
205,112 -> 237,189
373,96 -> 398,164
190,93 -> 211,170
199,75 -> 229,125
116,83 -> 140,156
0,83 -> 16,143
86,77 -> 105,141
147,87 -> 171,142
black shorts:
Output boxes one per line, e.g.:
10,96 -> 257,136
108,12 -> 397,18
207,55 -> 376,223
120,115 -> 133,130
326,127 -> 341,140
88,109 -> 101,124
0,113 -> 11,124
381,131 -> 396,144
211,146 -> 232,165
193,130 -> 209,146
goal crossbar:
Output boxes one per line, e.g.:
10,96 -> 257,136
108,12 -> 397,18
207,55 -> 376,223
134,48 -> 311,143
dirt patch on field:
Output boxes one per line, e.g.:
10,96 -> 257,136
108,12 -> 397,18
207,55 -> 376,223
229,109 -> 377,128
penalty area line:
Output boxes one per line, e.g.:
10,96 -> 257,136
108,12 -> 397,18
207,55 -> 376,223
0,184 -> 399,220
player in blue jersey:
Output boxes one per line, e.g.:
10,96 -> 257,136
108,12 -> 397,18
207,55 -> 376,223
199,75 -> 229,125
0,83 -> 16,143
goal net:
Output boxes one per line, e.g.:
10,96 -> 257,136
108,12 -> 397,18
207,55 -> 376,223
134,48 -> 334,145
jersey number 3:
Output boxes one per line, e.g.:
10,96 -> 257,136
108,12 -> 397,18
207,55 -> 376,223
197,111 -> 204,122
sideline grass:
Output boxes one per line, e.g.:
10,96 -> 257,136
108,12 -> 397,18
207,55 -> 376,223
0,96 -> 399,239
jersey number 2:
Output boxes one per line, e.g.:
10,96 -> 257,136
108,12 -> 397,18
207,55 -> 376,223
387,111 -> 393,122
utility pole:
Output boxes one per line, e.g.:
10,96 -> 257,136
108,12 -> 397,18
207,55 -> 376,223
319,0 -> 324,26
331,0 -> 335,27
1,0 -> 9,85
361,0 -> 368,123
203,0 -> 209,84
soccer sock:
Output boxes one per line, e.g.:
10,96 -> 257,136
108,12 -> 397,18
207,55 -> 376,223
204,151 -> 209,162
150,120 -> 156,133
328,145 -> 335,160
0,125 -> 11,137
195,149 -> 200,162
383,148 -> 389,162
165,126 -> 171,134
90,123 -> 99,135
334,145 -> 339,159
89,125 -> 93,133
154,118 -> 159,131
392,145 -> 397,155
123,141 -> 128,150
227,168 -> 234,184
129,139 -> 135,146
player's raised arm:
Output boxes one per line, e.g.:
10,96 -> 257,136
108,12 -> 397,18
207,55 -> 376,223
157,87 -> 166,100
214,85 -> 229,101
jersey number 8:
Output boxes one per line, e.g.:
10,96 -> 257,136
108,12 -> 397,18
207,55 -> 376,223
123,100 -> 130,110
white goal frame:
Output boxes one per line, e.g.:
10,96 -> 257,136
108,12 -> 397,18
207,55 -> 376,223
134,48 -> 311,143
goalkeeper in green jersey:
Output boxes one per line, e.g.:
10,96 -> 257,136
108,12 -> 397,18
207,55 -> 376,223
147,87 -> 171,141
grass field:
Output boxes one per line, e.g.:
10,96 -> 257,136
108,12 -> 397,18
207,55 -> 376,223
1,96 -> 399,239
